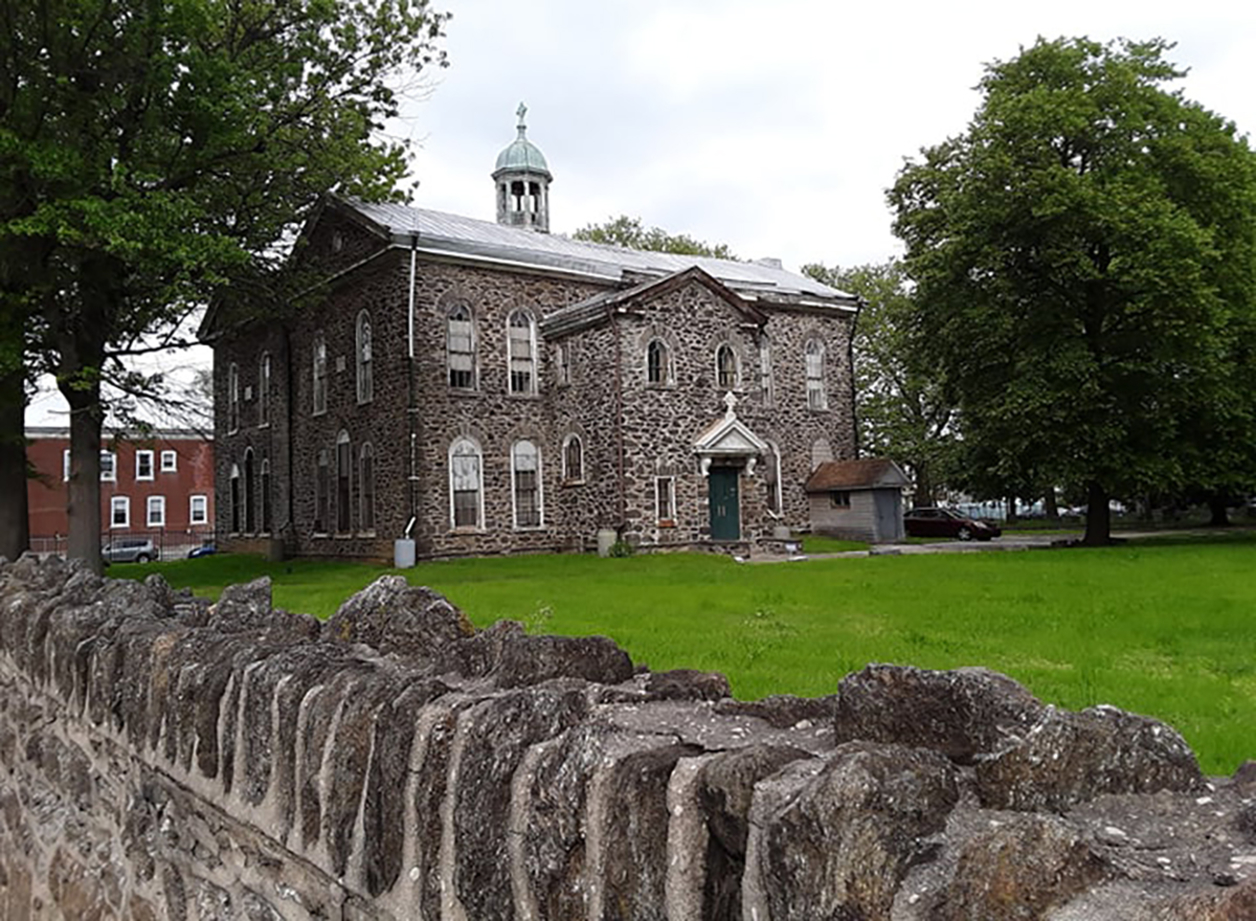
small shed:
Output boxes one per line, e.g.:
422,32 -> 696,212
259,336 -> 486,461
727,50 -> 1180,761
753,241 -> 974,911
804,458 -> 910,543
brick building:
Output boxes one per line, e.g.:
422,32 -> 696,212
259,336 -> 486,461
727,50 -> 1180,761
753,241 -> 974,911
26,427 -> 215,558
202,109 -> 860,559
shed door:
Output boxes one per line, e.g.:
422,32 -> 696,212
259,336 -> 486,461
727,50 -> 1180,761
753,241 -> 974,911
874,490 -> 902,541
708,468 -> 741,541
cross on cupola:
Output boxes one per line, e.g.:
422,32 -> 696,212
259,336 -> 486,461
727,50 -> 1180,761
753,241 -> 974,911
493,102 -> 552,233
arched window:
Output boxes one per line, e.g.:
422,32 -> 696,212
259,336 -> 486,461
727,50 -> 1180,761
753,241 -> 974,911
312,334 -> 328,415
360,443 -> 375,532
229,463 -> 241,533
258,353 -> 271,426
243,448 -> 256,533
507,310 -> 537,395
447,303 -> 475,389
716,344 -> 738,391
315,449 -> 330,533
260,456 -> 272,533
806,339 -> 827,410
512,440 -> 543,528
449,438 -> 483,529
759,336 -> 774,405
356,311 -> 373,404
647,339 -> 669,386
336,431 -> 352,533
228,363 -> 240,433
563,434 -> 584,482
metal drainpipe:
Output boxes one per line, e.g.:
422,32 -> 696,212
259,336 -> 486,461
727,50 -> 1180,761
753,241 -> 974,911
406,234 -> 419,535
612,310 -> 627,536
849,297 -> 863,458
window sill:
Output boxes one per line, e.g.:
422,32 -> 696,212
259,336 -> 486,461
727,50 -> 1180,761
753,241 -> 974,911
657,519 -> 677,529
449,526 -> 485,535
506,392 -> 542,400
562,478 -> 586,487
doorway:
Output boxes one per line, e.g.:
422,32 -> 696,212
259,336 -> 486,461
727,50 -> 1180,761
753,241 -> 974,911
708,467 -> 740,540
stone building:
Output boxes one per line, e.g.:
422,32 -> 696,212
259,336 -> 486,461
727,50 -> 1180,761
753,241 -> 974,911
201,108 -> 860,559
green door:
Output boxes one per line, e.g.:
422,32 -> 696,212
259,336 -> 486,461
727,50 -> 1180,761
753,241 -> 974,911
708,467 -> 741,541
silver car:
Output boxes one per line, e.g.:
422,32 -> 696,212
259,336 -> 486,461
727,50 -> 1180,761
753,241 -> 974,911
102,538 -> 156,563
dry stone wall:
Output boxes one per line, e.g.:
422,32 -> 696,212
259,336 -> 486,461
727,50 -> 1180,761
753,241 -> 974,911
2,554 -> 1256,919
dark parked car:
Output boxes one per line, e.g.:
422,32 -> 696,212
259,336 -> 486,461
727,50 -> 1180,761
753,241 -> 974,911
903,507 -> 1001,541
102,537 -> 156,563
187,544 -> 217,559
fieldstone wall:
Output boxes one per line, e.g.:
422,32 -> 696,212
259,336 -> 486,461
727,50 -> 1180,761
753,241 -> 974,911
2,554 -> 1255,919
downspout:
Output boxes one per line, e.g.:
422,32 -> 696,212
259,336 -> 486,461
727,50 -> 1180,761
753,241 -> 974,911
406,234 -> 419,537
849,297 -> 864,458
612,309 -> 627,535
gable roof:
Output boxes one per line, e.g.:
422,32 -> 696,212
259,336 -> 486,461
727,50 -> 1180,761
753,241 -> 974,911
805,458 -> 910,492
337,197 -> 859,310
540,266 -> 768,338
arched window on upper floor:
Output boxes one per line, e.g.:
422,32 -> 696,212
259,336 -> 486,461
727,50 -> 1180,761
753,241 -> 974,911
356,311 -> 373,404
447,302 -> 475,390
312,334 -> 328,415
647,339 -> 671,386
228,362 -> 240,433
805,339 -> 827,411
716,343 -> 739,391
507,310 -> 538,395
258,352 -> 271,427
562,434 -> 584,483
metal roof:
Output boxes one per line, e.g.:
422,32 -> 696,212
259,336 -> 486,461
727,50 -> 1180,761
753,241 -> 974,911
345,199 -> 858,308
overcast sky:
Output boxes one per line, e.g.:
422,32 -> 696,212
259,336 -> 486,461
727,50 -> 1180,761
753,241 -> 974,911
26,0 -> 1256,426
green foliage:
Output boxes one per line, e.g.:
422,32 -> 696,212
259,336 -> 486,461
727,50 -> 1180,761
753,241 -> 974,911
804,259 -> 957,502
888,37 -> 1256,542
607,539 -> 637,558
133,538 -> 1256,774
572,215 -> 737,259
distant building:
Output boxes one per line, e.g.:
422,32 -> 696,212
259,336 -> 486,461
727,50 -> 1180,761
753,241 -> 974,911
26,427 -> 215,559
202,107 -> 861,559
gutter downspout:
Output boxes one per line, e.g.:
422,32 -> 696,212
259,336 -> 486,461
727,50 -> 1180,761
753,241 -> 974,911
611,309 -> 627,536
406,235 -> 420,539
849,296 -> 864,458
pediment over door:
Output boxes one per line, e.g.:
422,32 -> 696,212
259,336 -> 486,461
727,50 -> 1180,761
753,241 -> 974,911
693,392 -> 770,476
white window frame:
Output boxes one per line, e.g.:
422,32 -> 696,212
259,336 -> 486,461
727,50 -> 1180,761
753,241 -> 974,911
312,334 -> 328,416
507,310 -> 538,396
100,450 -> 116,482
258,352 -> 271,427
160,450 -> 177,473
135,450 -> 155,481
760,335 -> 774,405
562,434 -> 584,483
356,310 -> 373,404
656,476 -> 676,523
189,494 -> 208,525
447,303 -> 476,390
110,496 -> 130,529
62,449 -> 70,481
806,339 -> 827,411
449,438 -> 484,530
147,495 -> 166,527
511,440 -> 544,529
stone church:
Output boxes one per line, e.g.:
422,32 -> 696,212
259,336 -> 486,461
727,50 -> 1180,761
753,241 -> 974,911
203,108 -> 860,560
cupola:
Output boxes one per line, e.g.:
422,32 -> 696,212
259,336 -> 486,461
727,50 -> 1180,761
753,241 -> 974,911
493,103 -> 552,232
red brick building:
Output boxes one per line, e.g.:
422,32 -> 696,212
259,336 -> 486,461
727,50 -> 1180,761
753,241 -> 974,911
26,427 -> 215,559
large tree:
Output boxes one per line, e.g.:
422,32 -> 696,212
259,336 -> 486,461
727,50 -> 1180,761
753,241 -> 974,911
889,37 -> 1256,545
1,0 -> 447,569
573,215 -> 737,259
803,259 -> 956,504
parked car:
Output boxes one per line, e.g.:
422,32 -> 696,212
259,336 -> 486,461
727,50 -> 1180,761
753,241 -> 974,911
903,507 -> 1001,541
102,538 -> 156,563
187,544 -> 217,559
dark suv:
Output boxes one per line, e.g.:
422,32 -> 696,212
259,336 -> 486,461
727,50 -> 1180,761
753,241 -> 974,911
102,538 -> 156,563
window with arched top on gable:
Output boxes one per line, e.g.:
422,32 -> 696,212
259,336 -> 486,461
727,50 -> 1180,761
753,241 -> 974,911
563,434 -> 584,483
449,438 -> 483,529
447,303 -> 475,389
647,339 -> 670,386
228,362 -> 240,432
512,440 -> 543,528
356,311 -> 373,404
508,310 -> 537,395
716,344 -> 738,390
258,352 -> 271,426
806,339 -> 827,410
312,335 -> 328,415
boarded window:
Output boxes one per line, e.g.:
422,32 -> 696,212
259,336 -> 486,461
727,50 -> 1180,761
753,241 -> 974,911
450,439 -> 482,528
508,311 -> 536,394
447,304 -> 474,389
513,440 -> 542,528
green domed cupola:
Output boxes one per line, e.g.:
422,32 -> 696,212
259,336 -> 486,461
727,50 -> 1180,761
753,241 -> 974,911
493,103 -> 552,232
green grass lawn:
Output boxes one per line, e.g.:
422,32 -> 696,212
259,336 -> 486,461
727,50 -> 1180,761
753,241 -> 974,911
123,535 -> 1256,774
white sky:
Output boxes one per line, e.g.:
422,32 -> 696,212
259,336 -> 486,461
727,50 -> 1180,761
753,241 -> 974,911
26,0 -> 1256,427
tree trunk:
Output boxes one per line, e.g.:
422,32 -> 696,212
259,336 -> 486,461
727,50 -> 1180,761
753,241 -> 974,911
1044,488 -> 1059,520
1082,481 -> 1112,546
0,363 -> 30,560
61,380 -> 104,574
914,463 -> 934,508
1207,495 -> 1231,527
1005,496 -> 1019,525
